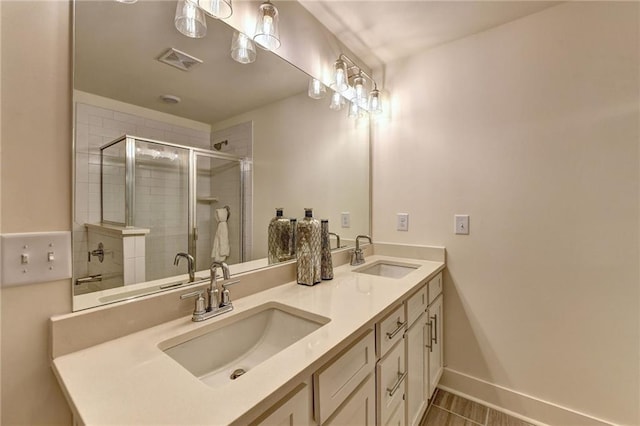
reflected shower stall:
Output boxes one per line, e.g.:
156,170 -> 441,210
99,135 -> 245,284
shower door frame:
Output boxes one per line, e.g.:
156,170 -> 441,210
100,135 -> 245,271
189,149 -> 245,268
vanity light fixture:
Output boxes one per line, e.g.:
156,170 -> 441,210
174,0 -> 207,39
331,59 -> 349,93
308,78 -> 327,99
368,86 -> 382,115
254,1 -> 281,51
331,54 -> 383,118
353,73 -> 367,108
198,0 -> 232,19
347,100 -> 359,118
230,32 -> 257,64
329,91 -> 345,111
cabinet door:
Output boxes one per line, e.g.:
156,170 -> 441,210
384,399 -> 405,426
253,382 -> 312,426
324,373 -> 375,426
377,340 -> 406,426
427,294 -> 444,398
405,313 -> 428,426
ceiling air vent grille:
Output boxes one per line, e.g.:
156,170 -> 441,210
157,48 -> 203,72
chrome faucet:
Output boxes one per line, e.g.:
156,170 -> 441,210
180,261 -> 240,322
329,232 -> 341,250
174,253 -> 195,282
350,235 -> 372,266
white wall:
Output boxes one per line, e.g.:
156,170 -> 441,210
373,2 -> 639,425
213,91 -> 370,260
1,1 -> 73,424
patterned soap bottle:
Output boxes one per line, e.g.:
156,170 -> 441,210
268,208 -> 293,264
296,208 -> 321,285
320,219 -> 333,280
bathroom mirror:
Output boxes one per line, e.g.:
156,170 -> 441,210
72,0 -> 370,310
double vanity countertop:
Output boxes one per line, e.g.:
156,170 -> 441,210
52,253 -> 445,425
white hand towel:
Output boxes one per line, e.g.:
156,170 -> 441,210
211,208 -> 230,261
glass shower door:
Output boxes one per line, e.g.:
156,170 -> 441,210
192,152 -> 243,272
134,140 -> 190,282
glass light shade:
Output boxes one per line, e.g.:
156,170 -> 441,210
254,1 -> 281,51
308,78 -> 326,99
331,59 -> 349,93
230,32 -> 256,64
348,100 -> 359,118
175,0 -> 207,39
369,89 -> 382,114
354,75 -> 365,101
198,0 -> 232,19
329,91 -> 345,111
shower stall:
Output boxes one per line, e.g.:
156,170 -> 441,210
99,135 -> 246,283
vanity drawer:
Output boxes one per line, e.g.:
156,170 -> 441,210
405,284 -> 428,327
376,340 -> 406,426
324,373 -> 375,426
314,329 -> 376,424
376,304 -> 406,358
427,272 -> 443,305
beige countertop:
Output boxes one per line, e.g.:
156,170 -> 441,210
53,254 -> 445,425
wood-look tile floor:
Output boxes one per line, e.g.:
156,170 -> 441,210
420,389 -> 536,426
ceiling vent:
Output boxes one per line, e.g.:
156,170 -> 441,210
157,48 -> 203,72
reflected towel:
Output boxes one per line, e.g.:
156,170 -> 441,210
211,208 -> 230,261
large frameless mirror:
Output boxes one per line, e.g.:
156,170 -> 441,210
72,0 -> 370,310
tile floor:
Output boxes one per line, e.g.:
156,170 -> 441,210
420,389 -> 536,426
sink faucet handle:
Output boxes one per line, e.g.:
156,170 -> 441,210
221,280 -> 241,307
180,290 -> 206,316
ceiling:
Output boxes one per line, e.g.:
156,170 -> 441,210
75,1 -> 561,125
299,1 -> 560,67
75,1 -> 309,125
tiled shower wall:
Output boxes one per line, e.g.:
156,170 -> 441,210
74,102 -> 211,285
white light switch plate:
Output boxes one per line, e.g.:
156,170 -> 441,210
341,212 -> 351,228
1,232 -> 72,287
397,213 -> 409,231
455,215 -> 470,235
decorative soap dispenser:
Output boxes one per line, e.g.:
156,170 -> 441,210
321,219 -> 333,280
296,208 -> 321,286
268,208 -> 294,264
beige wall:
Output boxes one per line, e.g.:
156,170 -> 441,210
1,1 -> 73,424
373,2 -> 639,425
212,92 -> 370,260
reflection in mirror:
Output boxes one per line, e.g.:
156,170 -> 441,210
73,0 -> 370,311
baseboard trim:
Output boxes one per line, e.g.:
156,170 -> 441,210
440,368 -> 616,426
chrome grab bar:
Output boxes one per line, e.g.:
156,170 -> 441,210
386,319 -> 407,340
387,371 -> 407,397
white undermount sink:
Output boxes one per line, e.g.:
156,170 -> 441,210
160,302 -> 330,388
355,261 -> 420,279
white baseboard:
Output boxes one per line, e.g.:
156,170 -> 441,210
440,368 -> 617,426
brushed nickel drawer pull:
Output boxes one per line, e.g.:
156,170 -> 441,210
426,320 -> 433,351
387,371 -> 407,397
431,314 -> 438,344
386,320 -> 407,339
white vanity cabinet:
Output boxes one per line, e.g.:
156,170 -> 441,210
377,339 -> 406,426
313,329 -> 376,425
404,281 -> 429,426
252,382 -> 313,426
426,293 -> 443,397
404,272 -> 444,426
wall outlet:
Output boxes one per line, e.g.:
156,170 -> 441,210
397,213 -> 409,231
1,231 -> 72,287
341,212 -> 351,228
455,215 -> 470,235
